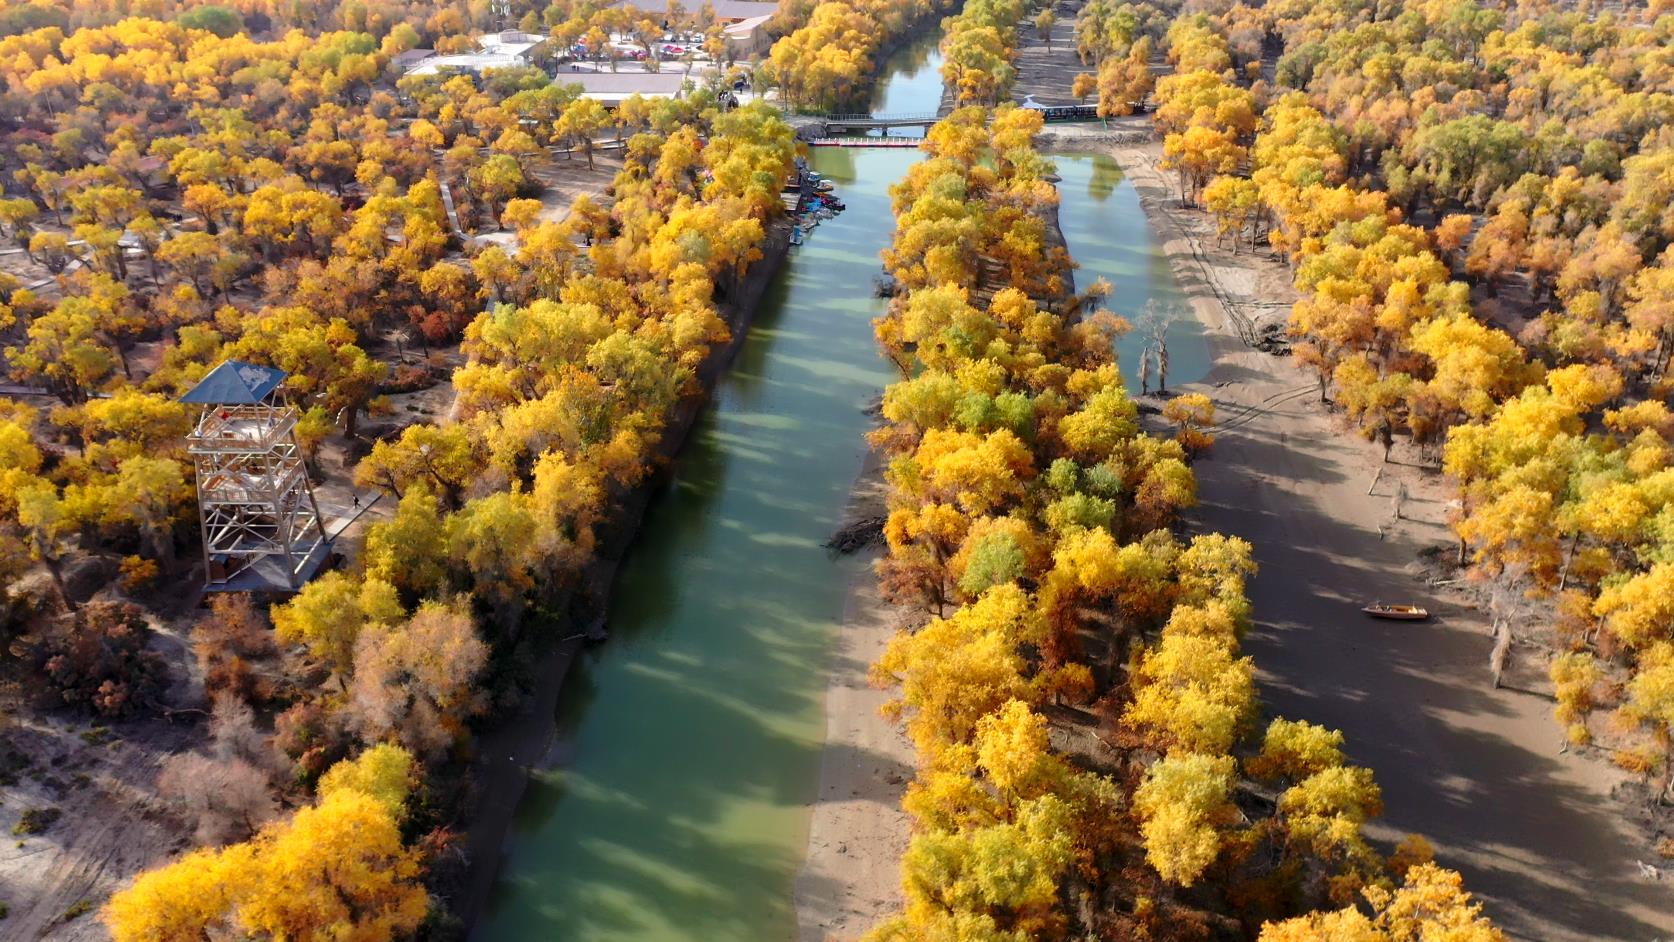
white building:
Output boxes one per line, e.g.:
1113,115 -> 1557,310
403,31 -> 547,77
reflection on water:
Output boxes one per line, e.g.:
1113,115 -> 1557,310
477,150 -> 919,942
1085,153 -> 1124,203
869,31 -> 944,118
1053,154 -> 1210,390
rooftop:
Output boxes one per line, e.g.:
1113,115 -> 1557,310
406,52 -> 530,76
556,70 -> 690,100
181,360 -> 286,405
610,0 -> 779,22
402,31 -> 545,76
479,30 -> 544,57
391,47 -> 434,68
725,13 -> 772,35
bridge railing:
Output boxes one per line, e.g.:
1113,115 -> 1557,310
822,112 -> 943,123
815,105 -> 1101,124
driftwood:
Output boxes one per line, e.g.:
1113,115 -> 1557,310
152,704 -> 210,722
825,515 -> 886,554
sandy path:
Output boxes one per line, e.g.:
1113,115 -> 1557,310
793,457 -> 915,942
1112,140 -> 1674,942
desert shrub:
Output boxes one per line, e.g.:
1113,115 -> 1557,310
13,602 -> 164,716
273,700 -> 351,785
117,556 -> 158,593
61,899 -> 92,921
379,363 -> 440,395
12,807 -> 60,835
190,595 -> 278,704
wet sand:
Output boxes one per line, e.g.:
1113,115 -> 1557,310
792,453 -> 914,942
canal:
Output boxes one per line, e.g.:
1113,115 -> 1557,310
478,34 -> 1207,942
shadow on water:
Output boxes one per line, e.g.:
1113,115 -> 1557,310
477,149 -> 921,942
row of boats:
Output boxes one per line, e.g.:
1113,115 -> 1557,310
786,163 -> 843,247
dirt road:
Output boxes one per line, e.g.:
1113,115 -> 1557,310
1112,141 -> 1674,942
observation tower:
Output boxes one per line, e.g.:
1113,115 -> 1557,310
182,360 -> 329,591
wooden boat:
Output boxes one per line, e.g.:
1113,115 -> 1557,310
1362,602 -> 1429,621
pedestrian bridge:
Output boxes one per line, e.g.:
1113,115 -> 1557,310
819,111 -> 945,131
797,103 -> 1103,138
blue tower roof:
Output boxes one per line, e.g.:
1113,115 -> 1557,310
180,360 -> 287,405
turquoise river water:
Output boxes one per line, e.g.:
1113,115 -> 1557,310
478,34 -> 1205,942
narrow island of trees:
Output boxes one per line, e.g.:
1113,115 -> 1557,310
857,99 -> 1504,940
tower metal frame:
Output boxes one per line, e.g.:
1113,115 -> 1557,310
183,363 -> 327,590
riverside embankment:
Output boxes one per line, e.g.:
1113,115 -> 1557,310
457,219 -> 793,931
471,28 -> 949,941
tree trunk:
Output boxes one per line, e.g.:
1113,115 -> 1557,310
1558,532 -> 1580,591
1489,619 -> 1510,689
150,526 -> 175,567
41,553 -> 74,611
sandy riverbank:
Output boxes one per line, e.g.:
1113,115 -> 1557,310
791,142 -> 1089,937
1109,138 -> 1674,941
791,445 -> 914,941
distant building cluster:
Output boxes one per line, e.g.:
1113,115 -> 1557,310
396,30 -> 547,77
395,0 -> 779,98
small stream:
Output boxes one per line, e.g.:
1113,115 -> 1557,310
477,34 -> 1207,942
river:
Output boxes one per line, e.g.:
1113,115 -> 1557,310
1052,152 -> 1209,390
477,35 -> 1206,942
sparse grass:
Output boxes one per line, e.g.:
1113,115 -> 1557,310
61,899 -> 92,921
79,726 -> 110,746
13,807 -> 60,836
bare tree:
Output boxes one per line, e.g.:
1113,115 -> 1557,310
1489,623 -> 1512,689
1137,301 -> 1179,394
349,602 -> 488,760
157,751 -> 277,845
210,693 -> 269,767
1483,563 -> 1535,689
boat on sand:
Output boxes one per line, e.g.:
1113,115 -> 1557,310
1362,602 -> 1429,620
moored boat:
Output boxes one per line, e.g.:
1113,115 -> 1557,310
1362,602 -> 1429,620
